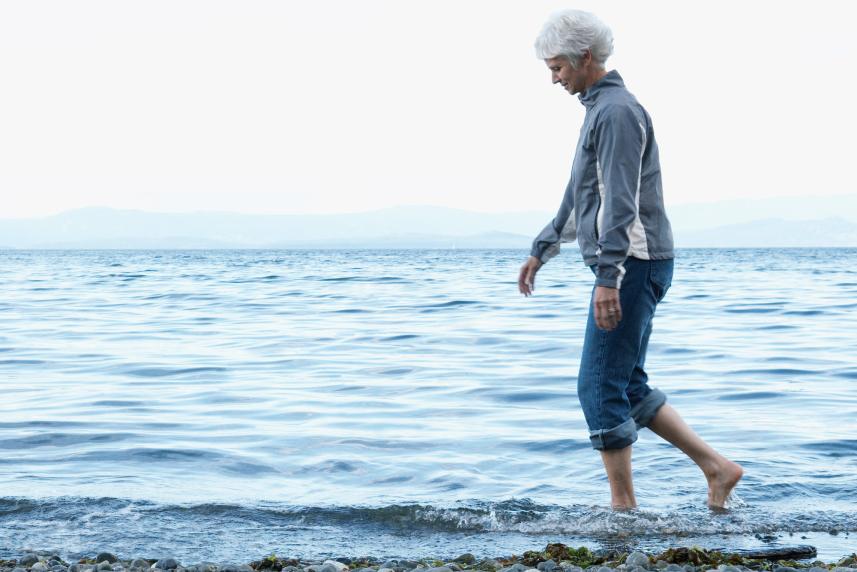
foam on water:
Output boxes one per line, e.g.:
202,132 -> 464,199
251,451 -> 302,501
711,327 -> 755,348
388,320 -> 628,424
0,497 -> 855,562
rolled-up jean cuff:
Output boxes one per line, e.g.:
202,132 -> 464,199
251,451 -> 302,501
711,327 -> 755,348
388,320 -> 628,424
589,418 -> 637,450
630,388 -> 667,430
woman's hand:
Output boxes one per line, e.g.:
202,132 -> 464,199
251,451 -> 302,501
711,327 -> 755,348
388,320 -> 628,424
593,286 -> 622,331
518,256 -> 543,297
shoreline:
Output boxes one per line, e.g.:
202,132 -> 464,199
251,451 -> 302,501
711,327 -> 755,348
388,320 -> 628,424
3,544 -> 856,572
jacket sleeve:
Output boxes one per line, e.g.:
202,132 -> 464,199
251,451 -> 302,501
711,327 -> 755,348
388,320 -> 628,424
530,175 -> 577,264
593,104 -> 646,289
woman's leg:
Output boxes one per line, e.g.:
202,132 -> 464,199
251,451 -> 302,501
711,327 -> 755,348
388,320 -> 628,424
600,446 -> 636,509
578,259 -> 654,507
647,403 -> 744,508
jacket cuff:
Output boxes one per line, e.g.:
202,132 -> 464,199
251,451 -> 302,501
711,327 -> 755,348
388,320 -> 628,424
595,261 -> 624,289
531,246 -> 555,265
595,276 -> 618,289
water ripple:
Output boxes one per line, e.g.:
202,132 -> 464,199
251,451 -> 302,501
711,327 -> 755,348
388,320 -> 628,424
0,247 -> 855,558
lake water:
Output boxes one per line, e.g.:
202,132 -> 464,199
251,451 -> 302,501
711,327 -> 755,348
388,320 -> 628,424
1,249 -> 856,563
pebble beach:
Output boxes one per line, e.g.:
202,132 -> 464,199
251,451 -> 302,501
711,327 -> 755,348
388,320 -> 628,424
4,544 -> 857,572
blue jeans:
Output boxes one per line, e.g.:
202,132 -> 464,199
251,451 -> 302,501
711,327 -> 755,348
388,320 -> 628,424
579,256 -> 674,450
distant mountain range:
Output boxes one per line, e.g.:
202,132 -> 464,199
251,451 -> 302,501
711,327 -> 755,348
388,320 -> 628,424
1,195 -> 856,249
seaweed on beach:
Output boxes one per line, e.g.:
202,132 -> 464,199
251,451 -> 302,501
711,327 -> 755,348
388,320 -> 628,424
4,543 -> 853,572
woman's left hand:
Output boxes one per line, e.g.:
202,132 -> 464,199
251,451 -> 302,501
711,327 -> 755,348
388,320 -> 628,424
593,286 -> 622,331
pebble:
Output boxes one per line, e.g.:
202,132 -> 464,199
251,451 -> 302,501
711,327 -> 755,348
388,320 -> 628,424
188,562 -> 221,572
625,554 -> 649,570
3,547 -> 857,572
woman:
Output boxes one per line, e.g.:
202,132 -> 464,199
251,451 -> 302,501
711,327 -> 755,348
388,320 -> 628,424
517,9 -> 743,509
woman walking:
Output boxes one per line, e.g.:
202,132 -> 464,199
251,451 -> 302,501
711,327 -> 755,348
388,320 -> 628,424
517,9 -> 743,509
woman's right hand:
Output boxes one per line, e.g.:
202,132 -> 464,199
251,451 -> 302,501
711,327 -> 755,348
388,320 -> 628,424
518,256 -> 543,297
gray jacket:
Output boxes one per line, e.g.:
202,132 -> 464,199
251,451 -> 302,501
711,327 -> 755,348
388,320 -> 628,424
530,70 -> 674,289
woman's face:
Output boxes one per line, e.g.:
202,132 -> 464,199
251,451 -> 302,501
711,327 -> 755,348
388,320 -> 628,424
545,55 -> 586,95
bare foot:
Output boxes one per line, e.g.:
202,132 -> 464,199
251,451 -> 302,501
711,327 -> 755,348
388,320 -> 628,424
705,459 -> 744,508
611,502 -> 637,511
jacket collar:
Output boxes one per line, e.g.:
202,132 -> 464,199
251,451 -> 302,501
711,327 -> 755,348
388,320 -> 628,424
578,69 -> 624,108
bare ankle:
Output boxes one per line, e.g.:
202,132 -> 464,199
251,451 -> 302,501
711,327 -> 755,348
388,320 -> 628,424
612,501 -> 637,510
699,454 -> 730,479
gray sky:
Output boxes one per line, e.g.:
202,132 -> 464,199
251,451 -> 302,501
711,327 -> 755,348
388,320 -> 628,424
2,0 -> 855,218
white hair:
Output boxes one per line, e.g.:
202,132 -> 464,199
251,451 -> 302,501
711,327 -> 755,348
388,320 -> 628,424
534,9 -> 614,69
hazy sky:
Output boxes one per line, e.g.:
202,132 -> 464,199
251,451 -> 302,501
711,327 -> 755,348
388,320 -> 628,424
2,1 -> 855,218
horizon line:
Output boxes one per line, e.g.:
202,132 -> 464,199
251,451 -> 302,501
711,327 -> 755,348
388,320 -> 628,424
4,193 -> 857,221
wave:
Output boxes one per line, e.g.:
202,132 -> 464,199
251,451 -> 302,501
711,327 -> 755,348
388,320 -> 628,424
2,497 -> 855,537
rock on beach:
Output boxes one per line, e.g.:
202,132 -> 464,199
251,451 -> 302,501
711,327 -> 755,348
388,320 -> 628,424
1,544 -> 855,572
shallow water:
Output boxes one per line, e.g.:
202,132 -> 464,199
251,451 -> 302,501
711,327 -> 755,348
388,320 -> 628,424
0,249 -> 855,561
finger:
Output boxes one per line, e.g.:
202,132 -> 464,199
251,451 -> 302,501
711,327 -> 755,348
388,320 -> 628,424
517,268 -> 528,294
596,302 -> 618,331
526,268 -> 535,292
608,311 -> 619,330
593,300 -> 604,329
